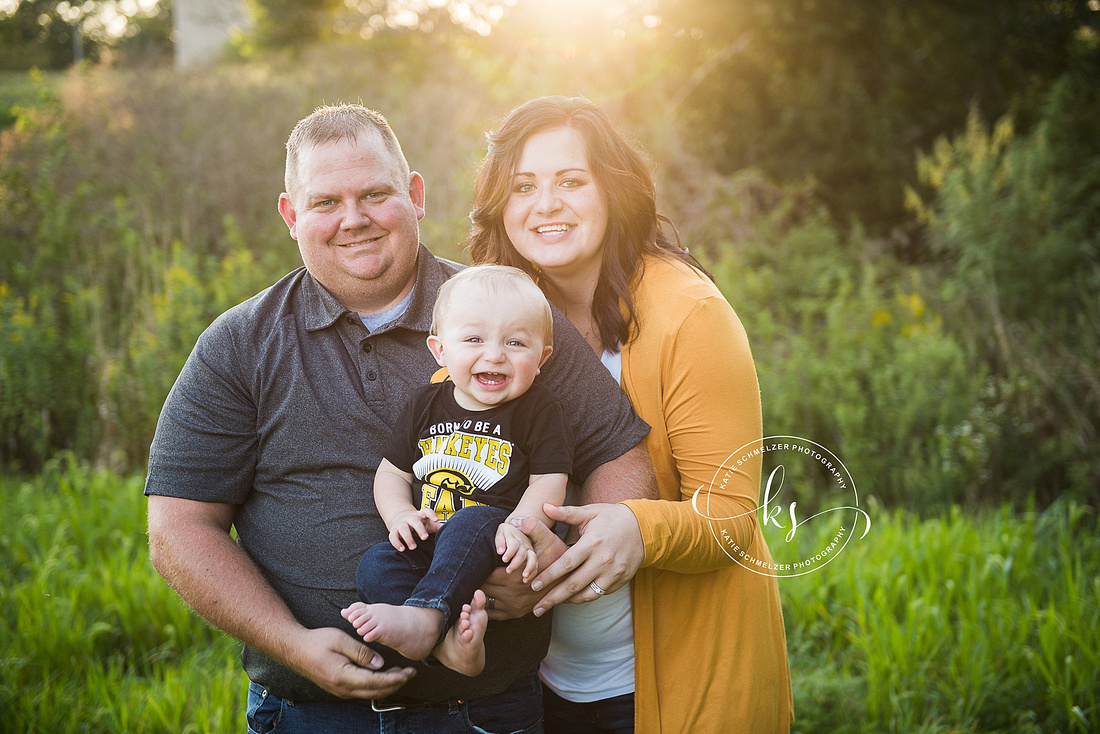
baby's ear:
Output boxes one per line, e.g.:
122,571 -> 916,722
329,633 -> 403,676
538,344 -> 553,371
426,334 -> 447,367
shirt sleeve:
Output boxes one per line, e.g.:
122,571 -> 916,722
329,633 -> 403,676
623,294 -> 763,573
537,309 -> 649,483
382,385 -> 432,473
521,389 -> 574,476
143,313 -> 258,504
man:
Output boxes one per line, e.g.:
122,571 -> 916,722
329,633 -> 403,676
145,104 -> 653,731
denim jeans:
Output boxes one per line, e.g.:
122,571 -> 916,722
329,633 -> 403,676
541,688 -> 634,734
357,504 -> 509,641
245,671 -> 543,733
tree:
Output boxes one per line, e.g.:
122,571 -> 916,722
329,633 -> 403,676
247,0 -> 343,49
0,0 -> 171,69
0,0 -> 93,69
657,0 -> 1099,236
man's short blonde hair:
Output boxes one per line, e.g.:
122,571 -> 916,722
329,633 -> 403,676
284,104 -> 410,201
432,265 -> 553,346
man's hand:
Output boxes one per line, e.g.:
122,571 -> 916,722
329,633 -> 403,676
495,521 -> 539,582
388,508 -> 441,551
529,503 -> 645,617
481,517 -> 567,620
148,495 -> 415,699
289,627 -> 415,700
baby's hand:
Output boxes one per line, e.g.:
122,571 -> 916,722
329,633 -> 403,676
496,521 -> 538,582
389,508 -> 441,551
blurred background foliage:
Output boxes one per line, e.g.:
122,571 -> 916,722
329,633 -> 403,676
0,0 -> 1098,514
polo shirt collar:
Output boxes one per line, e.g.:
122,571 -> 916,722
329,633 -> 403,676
299,244 -> 450,334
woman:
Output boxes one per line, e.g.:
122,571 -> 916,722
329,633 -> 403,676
468,96 -> 793,733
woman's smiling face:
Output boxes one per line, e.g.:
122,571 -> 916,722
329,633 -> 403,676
502,126 -> 609,284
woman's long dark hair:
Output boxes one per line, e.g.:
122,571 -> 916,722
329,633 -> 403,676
467,96 -> 708,353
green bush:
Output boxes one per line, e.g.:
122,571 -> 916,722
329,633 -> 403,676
708,196 -> 989,512
0,283 -> 93,469
0,36 -> 1095,512
907,76 -> 1100,505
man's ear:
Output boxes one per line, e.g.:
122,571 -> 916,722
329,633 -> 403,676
426,334 -> 446,367
409,172 -> 426,221
278,193 -> 298,240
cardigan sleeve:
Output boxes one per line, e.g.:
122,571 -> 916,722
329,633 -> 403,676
622,292 -> 764,573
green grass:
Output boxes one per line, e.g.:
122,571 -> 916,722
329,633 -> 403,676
786,498 -> 1100,733
0,455 -> 240,732
2,457 -> 1097,732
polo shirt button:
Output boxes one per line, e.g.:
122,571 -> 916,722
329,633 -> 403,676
362,343 -> 372,353
346,315 -> 358,325
367,371 -> 376,381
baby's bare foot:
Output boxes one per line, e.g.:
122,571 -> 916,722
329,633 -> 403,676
340,602 -> 442,661
433,590 -> 488,677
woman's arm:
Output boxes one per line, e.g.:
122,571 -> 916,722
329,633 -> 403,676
623,294 -> 762,572
530,290 -> 763,609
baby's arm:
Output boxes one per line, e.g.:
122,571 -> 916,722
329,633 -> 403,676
375,458 -> 440,551
497,473 -> 569,581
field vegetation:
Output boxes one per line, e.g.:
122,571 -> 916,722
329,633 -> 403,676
1,1 -> 1098,730
1,459 -> 1096,732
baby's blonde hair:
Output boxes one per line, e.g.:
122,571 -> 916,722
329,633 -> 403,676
432,265 -> 553,346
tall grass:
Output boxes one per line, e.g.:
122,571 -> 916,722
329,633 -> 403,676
2,459 -> 1097,732
786,498 -> 1100,733
0,455 -> 240,732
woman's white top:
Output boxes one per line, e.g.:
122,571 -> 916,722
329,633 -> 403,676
539,349 -> 636,702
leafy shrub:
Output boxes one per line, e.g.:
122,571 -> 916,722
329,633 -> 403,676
907,75 -> 1100,505
0,283 -> 93,469
707,195 -> 989,512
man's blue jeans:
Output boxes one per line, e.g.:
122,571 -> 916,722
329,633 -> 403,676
245,670 -> 543,733
356,504 -> 509,644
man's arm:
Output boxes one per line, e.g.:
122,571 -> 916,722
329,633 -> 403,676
577,441 -> 658,505
147,495 -> 415,699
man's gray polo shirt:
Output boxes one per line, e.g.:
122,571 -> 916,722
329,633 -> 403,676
145,246 -> 650,703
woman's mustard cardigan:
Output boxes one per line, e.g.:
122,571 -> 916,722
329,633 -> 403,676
620,255 -> 793,733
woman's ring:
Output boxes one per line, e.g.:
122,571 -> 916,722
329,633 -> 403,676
589,581 -> 607,596
488,597 -> 496,610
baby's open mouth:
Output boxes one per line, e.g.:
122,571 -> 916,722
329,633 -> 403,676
476,373 -> 508,386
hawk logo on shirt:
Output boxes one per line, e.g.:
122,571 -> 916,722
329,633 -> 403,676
420,468 -> 486,522
425,468 -> 476,497
413,428 -> 514,522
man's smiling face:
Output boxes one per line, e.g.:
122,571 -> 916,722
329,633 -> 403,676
278,132 -> 425,314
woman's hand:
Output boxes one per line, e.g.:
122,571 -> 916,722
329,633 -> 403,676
529,503 -> 645,617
